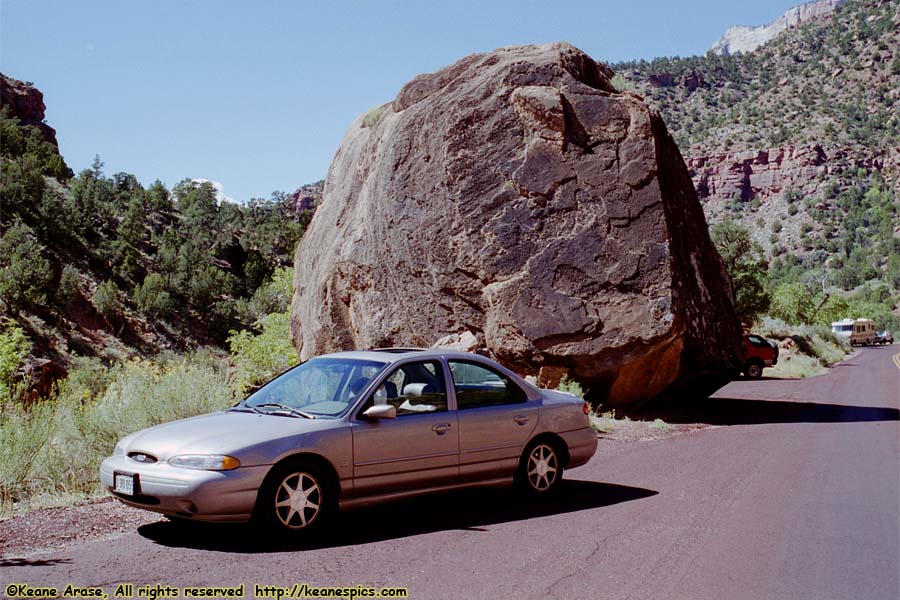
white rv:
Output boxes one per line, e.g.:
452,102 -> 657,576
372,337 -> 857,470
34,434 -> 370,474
831,318 -> 877,346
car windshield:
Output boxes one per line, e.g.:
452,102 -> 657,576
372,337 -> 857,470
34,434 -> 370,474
242,358 -> 387,417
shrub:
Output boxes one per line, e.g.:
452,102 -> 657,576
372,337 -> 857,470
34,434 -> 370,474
757,317 -> 848,369
0,320 -> 29,403
0,400 -> 56,509
770,282 -> 815,324
228,311 -> 297,393
0,354 -> 237,513
56,265 -> 80,306
134,273 -> 173,318
362,104 -> 388,128
91,280 -> 119,318
244,267 -> 293,322
556,375 -> 584,398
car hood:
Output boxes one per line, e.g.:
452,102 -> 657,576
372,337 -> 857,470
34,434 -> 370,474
119,410 -> 337,462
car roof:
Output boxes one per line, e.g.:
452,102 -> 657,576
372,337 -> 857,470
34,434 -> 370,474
311,348 -> 541,396
315,348 -> 498,364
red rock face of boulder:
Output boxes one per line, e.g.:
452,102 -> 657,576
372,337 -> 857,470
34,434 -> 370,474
290,43 -> 742,406
1,73 -> 60,148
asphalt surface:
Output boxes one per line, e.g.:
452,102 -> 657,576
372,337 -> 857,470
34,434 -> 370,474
3,346 -> 898,600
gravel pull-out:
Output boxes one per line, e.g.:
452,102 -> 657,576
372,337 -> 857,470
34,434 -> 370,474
0,497 -> 160,557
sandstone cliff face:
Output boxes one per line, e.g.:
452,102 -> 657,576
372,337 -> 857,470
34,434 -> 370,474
0,73 -> 60,148
709,0 -> 845,56
688,144 -> 891,202
290,43 -> 742,406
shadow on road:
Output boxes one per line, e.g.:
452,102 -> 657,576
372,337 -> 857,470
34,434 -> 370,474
0,557 -> 73,567
137,480 -> 656,553
637,397 -> 900,426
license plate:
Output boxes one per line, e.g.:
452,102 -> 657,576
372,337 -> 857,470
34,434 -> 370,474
114,473 -> 134,495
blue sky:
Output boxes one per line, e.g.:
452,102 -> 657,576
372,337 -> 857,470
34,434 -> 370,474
2,1 -> 801,203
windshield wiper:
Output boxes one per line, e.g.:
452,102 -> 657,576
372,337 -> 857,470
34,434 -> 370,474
228,400 -> 266,415
254,403 -> 316,419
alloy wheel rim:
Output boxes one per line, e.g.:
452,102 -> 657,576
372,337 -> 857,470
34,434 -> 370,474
274,472 -> 321,529
527,444 -> 558,491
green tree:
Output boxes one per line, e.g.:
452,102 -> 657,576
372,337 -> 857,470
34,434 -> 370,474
228,312 -> 297,392
134,273 -> 173,318
770,282 -> 815,324
0,221 -> 53,314
189,265 -> 236,310
92,280 -> 119,319
56,265 -> 80,306
710,220 -> 771,323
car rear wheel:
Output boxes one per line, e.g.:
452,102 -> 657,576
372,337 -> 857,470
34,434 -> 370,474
257,461 -> 331,534
744,361 -> 763,379
517,441 -> 563,495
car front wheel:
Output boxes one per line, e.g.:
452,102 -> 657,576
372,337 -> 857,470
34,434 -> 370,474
257,462 -> 330,534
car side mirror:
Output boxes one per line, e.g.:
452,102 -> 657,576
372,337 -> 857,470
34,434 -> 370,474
363,404 -> 396,420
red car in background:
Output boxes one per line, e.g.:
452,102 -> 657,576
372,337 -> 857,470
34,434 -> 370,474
741,334 -> 778,379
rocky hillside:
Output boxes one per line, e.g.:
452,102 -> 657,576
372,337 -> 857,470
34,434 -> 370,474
709,0 -> 846,55
291,42 -> 743,406
614,0 -> 900,295
0,74 -> 61,149
0,74 -> 317,392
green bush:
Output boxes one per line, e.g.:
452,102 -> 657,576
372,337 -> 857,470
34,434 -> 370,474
0,400 -> 56,510
243,267 -> 293,323
228,312 -> 297,393
757,317 -> 848,367
56,265 -> 80,306
0,320 -> 29,403
770,282 -> 815,325
91,280 -> 119,318
362,104 -> 388,128
0,354 -> 237,513
0,221 -> 53,314
134,273 -> 173,317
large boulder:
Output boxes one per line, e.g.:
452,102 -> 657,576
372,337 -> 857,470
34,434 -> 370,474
291,42 -> 742,407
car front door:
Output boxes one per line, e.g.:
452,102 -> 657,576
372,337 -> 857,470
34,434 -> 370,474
450,360 -> 538,483
350,359 -> 459,497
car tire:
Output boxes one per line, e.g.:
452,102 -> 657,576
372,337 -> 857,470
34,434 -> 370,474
744,361 -> 763,379
255,460 -> 333,535
516,440 -> 563,496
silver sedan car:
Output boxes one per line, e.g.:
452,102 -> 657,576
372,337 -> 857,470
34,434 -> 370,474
100,349 -> 597,533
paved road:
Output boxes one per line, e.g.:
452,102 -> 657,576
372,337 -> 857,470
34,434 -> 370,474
3,347 -> 898,599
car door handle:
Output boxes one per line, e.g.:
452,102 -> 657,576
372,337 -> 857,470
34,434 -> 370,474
432,423 -> 452,435
513,415 -> 529,426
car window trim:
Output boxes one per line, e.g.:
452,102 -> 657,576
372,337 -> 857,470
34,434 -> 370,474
351,357 -> 454,421
447,358 -> 527,410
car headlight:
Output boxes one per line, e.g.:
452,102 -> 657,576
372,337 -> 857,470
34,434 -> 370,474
168,454 -> 241,471
113,443 -> 125,456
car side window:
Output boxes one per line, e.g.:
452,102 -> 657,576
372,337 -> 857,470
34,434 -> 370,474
748,335 -> 767,348
362,360 -> 448,417
449,360 -> 526,409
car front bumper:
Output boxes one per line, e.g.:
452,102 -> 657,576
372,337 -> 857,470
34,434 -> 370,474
99,456 -> 270,522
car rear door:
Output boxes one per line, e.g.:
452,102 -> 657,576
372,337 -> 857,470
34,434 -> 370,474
449,360 -> 538,483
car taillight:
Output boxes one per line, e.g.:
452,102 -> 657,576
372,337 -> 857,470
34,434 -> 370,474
583,401 -> 590,415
